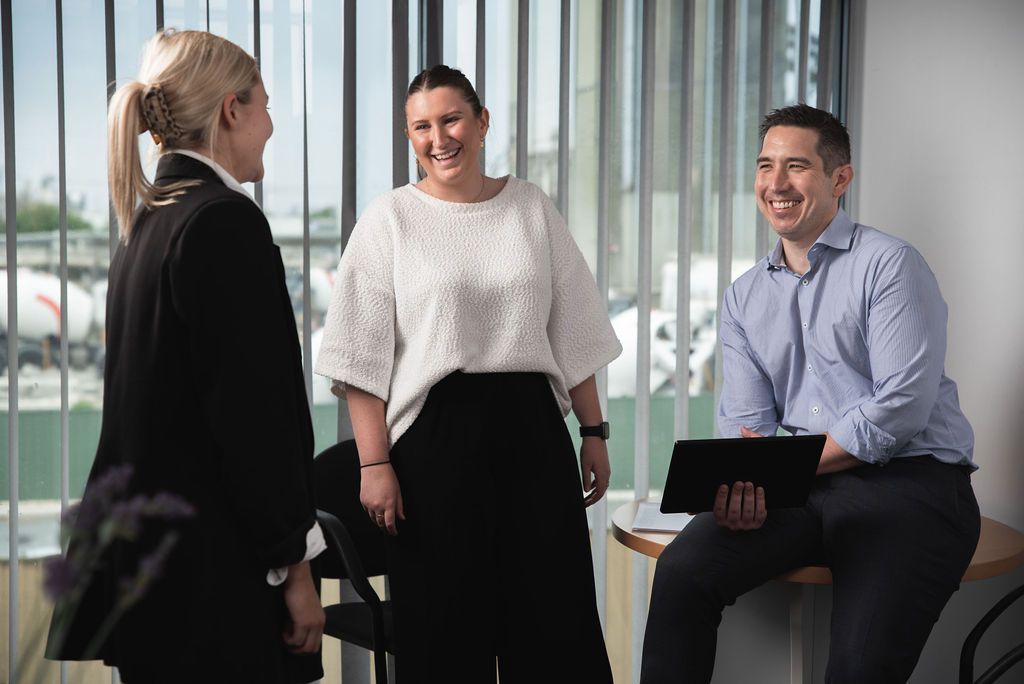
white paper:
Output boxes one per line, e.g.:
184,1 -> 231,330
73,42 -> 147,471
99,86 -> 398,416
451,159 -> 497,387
631,500 -> 694,533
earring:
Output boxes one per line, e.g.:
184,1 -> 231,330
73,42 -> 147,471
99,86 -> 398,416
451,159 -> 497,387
480,138 -> 485,149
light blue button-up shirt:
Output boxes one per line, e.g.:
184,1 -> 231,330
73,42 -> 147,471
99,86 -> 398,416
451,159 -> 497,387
717,209 -> 975,468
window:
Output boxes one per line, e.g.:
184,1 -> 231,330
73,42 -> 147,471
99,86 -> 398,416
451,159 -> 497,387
1,2 -> 846,681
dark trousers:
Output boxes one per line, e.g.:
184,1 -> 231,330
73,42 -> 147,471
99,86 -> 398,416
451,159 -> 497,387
387,372 -> 613,684
641,456 -> 980,684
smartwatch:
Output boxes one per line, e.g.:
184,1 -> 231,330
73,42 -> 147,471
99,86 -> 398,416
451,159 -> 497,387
579,421 -> 610,440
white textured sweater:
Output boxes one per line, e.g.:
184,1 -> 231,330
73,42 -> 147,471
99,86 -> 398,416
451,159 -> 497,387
314,176 -> 622,447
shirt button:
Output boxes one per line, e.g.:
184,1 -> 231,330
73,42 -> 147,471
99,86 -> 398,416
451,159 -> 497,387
811,406 -> 820,414
807,364 -> 813,372
802,279 -> 809,286
802,322 -> 808,328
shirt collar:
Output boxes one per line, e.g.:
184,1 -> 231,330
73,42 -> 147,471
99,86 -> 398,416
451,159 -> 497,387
166,149 -> 258,206
765,208 -> 856,271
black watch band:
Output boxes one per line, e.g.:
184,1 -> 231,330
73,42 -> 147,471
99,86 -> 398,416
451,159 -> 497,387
579,421 -> 610,440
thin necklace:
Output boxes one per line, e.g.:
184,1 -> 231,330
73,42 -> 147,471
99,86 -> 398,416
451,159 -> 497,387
472,175 -> 487,203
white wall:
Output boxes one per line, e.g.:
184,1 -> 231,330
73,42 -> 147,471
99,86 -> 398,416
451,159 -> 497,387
842,1 -> 1024,680
848,0 -> 1024,533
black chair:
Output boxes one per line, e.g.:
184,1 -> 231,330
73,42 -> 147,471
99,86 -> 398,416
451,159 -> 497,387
314,440 -> 395,684
959,583 -> 1024,684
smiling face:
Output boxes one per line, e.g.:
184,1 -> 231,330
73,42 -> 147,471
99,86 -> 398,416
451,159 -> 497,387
405,86 -> 489,194
755,125 -> 853,247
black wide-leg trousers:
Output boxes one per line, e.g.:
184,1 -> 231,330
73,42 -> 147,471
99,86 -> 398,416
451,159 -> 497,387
641,456 -> 980,684
387,371 -> 613,684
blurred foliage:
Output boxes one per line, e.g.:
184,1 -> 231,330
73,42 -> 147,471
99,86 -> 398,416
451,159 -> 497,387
5,201 -> 95,233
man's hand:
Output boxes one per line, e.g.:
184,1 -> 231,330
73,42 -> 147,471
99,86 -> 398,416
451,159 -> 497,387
713,481 -> 767,531
281,561 -> 325,654
581,437 -> 611,507
360,463 -> 404,536
711,426 -> 768,530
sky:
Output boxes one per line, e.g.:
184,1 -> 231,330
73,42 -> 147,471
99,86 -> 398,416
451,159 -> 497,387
3,0 -> 559,234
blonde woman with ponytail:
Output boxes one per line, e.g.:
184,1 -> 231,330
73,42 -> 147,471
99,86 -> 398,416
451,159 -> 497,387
46,30 -> 325,683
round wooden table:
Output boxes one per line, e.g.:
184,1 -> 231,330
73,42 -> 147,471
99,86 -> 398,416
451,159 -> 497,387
612,500 -> 1024,684
612,500 -> 1024,581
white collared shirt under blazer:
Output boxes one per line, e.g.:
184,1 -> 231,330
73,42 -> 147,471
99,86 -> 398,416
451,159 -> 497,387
315,175 -> 622,447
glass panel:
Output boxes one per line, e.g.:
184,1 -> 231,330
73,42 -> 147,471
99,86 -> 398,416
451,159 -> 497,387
525,0 -> 558,194
483,0 -> 514,179
115,1 -> 159,191
259,0 -> 310,455
63,0 -> 108,506
355,0 -> 392,214
1,3 -> 7,679
164,0 -> 208,31
442,0 -> 476,83
60,8 -> 115,682
805,0 -> 820,105
733,0 -> 760,268
692,0 -> 721,431
7,1 -> 62,679
604,0 -> 639,489
779,0 -> 802,104
406,0 -> 419,184
9,0 -> 56,676
115,1 -> 158,78
645,0 -> 682,493
209,0 -> 255,53
568,0 -> 599,271
307,0 -> 342,451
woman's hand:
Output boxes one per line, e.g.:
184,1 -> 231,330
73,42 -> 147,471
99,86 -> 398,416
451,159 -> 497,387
346,386 -> 403,535
281,561 -> 325,653
581,437 -> 611,507
360,462 -> 404,536
569,375 -> 611,507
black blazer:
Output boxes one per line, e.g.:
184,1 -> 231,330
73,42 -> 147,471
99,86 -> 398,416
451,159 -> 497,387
46,154 -> 321,683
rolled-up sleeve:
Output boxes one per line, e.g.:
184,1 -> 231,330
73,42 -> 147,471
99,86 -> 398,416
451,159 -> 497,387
543,199 -> 622,390
717,286 -> 780,437
828,246 -> 947,464
314,202 -> 396,401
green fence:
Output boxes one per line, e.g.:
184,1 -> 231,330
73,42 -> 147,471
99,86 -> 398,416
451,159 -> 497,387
1,394 -> 716,501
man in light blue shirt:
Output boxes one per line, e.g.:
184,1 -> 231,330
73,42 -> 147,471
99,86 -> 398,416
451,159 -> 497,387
641,104 -> 980,684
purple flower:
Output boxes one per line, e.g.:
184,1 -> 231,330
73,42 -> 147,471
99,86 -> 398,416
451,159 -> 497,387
71,464 -> 134,531
43,555 -> 77,601
47,465 -> 198,659
104,496 -> 147,540
145,492 -> 196,519
117,533 -> 180,608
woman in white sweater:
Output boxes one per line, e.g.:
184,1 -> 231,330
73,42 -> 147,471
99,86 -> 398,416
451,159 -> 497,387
316,65 -> 620,683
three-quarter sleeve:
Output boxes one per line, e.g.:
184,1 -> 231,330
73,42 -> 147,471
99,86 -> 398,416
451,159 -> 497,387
542,197 -> 622,390
315,201 -> 397,401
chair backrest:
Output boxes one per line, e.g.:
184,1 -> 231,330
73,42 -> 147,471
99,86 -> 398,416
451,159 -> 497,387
959,582 -> 1024,684
313,439 -> 389,579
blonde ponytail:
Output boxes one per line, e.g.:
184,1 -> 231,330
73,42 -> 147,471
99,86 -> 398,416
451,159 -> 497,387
107,29 -> 260,239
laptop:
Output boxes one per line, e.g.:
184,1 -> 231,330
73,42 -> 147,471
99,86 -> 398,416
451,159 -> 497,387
659,434 -> 826,514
